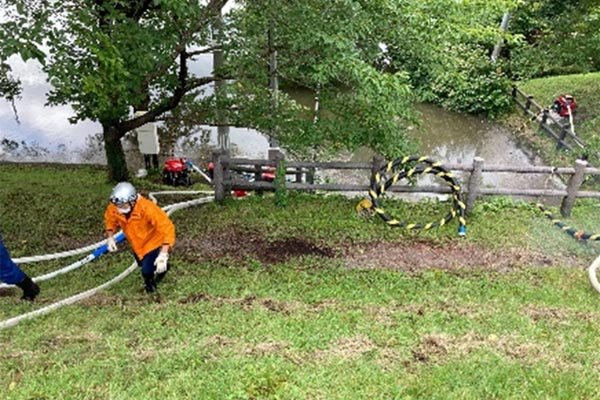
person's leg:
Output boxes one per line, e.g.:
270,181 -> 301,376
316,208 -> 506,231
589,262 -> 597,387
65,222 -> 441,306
0,241 -> 39,301
132,252 -> 147,292
140,247 -> 162,293
155,256 -> 170,284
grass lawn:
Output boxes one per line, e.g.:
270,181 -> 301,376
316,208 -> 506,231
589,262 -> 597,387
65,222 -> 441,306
2,164 -> 600,399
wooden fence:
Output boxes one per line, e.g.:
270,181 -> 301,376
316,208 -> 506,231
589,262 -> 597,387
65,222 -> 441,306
511,86 -> 585,151
211,150 -> 600,217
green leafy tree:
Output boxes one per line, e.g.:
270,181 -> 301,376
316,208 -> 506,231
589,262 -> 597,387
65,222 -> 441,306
166,0 -> 418,160
1,0 -> 226,181
2,0 -> 534,180
0,1 -> 48,120
509,0 -> 600,78
375,0 -> 521,114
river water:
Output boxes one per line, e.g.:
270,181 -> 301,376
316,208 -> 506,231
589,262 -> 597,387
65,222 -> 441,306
0,64 -> 562,200
319,103 -> 564,200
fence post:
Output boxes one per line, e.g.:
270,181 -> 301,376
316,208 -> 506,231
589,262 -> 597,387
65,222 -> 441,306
274,151 -> 286,202
254,163 -> 261,182
295,167 -> 302,183
540,109 -> 549,126
212,150 -> 226,202
560,159 -> 587,217
524,95 -> 533,115
307,167 -> 315,185
466,157 -> 484,215
253,163 -> 263,196
557,127 -> 568,150
511,86 -> 517,99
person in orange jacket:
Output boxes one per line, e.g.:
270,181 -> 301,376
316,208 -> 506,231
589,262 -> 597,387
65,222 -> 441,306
104,182 -> 176,293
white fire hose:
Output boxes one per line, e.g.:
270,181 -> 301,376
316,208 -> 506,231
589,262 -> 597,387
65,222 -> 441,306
0,192 -> 214,330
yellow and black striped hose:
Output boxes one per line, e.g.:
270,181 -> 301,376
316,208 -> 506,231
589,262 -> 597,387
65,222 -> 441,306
360,155 -> 467,236
536,203 -> 600,241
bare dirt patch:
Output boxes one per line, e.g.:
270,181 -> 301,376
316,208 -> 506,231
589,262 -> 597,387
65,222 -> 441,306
243,340 -> 290,357
78,292 -> 124,307
177,228 -> 335,265
176,228 -> 578,271
343,240 -> 576,272
0,288 -> 17,298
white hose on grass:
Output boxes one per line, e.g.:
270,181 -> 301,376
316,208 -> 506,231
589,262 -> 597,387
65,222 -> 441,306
13,238 -> 114,264
10,192 -> 212,265
6,196 -> 212,284
0,192 -> 215,330
12,190 -> 213,264
0,254 -> 96,289
567,106 -> 576,137
148,190 -> 214,203
0,232 -> 128,289
0,262 -> 138,330
588,253 -> 600,294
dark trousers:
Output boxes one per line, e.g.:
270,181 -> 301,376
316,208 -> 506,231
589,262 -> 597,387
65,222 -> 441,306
0,239 -> 25,285
134,247 -> 168,292
134,247 -> 162,276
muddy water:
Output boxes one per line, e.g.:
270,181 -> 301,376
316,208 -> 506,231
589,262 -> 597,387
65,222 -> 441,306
1,70 -> 562,202
132,98 -> 562,202
410,103 -> 563,197
323,103 -> 564,201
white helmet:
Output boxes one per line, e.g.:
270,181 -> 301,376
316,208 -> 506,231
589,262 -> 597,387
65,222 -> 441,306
110,182 -> 137,205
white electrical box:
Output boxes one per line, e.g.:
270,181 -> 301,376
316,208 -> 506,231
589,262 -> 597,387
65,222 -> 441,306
135,111 -> 160,154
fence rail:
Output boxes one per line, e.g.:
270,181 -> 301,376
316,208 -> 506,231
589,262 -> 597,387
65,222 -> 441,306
511,86 -> 585,150
212,150 -> 600,218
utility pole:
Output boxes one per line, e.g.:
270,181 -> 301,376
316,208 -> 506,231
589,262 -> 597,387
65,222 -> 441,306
311,85 -> 320,162
213,8 -> 230,150
491,12 -> 511,63
268,18 -> 280,160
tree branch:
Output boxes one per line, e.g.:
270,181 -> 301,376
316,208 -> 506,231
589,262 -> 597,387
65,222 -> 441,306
185,76 -> 220,91
186,45 -> 222,57
139,0 -> 229,98
117,0 -> 229,134
118,76 -> 216,133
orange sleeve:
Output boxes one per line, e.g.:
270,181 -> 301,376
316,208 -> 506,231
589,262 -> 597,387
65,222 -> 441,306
104,205 -> 119,234
148,202 -> 176,247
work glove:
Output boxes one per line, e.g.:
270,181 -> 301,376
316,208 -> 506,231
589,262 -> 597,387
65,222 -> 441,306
154,251 -> 169,274
107,236 -> 118,253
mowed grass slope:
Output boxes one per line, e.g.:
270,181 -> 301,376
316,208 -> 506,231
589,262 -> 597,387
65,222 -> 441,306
510,72 -> 600,167
1,164 -> 600,399
519,72 -> 600,147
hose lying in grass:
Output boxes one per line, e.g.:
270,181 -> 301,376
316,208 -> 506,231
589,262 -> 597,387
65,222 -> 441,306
536,203 -> 600,241
536,203 -> 600,294
0,233 -> 126,289
0,192 -> 215,289
360,155 -> 467,236
588,254 -> 600,294
10,192 -> 214,265
0,193 -> 215,330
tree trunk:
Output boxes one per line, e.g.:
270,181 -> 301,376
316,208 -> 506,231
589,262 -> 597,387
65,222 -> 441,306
103,124 -> 129,182
268,20 -> 279,150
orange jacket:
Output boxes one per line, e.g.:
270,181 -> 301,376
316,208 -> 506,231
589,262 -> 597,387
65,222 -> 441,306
104,195 -> 176,259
